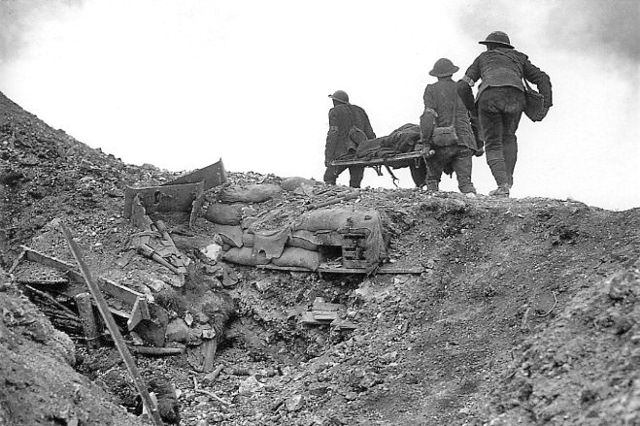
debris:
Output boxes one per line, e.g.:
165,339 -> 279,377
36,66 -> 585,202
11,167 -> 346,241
219,183 -> 281,204
124,181 -> 205,218
285,395 -> 304,412
129,346 -> 186,356
162,159 -> 226,191
165,318 -> 189,343
238,375 -> 263,394
301,297 -> 348,326
74,292 -> 100,349
60,224 -> 163,426
203,364 -> 225,384
202,338 -> 218,373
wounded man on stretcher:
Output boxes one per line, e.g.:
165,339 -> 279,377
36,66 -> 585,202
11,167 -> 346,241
330,123 -> 435,186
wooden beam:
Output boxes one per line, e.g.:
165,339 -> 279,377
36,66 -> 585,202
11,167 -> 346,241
127,297 -> 150,331
97,277 -> 144,306
75,292 -> 100,349
129,346 -> 185,356
60,224 -> 163,426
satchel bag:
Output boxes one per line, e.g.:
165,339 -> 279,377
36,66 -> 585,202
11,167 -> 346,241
523,79 -> 549,122
431,125 -> 458,147
495,50 -> 549,122
430,94 -> 459,147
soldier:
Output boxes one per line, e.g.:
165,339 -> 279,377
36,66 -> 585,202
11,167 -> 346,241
324,90 -> 376,188
418,58 -> 481,195
457,31 -> 552,197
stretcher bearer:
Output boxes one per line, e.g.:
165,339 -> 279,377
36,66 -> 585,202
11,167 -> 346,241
419,58 -> 481,195
457,31 -> 552,197
324,90 -> 376,188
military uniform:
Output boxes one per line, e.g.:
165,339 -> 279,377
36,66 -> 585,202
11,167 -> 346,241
457,31 -> 552,195
324,99 -> 376,188
418,59 -> 479,194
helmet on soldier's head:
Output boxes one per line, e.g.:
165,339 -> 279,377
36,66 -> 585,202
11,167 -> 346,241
478,31 -> 514,49
328,90 -> 349,104
429,58 -> 460,77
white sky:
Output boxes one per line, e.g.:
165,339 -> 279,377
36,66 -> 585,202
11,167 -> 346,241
1,0 -> 639,210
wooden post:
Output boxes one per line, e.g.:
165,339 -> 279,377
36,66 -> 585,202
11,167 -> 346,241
60,224 -> 164,426
202,339 -> 218,373
75,292 -> 100,349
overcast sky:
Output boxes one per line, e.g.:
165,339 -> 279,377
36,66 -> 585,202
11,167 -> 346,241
1,0 -> 639,210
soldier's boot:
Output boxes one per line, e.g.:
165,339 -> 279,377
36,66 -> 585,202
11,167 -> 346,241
489,184 -> 510,198
425,180 -> 439,192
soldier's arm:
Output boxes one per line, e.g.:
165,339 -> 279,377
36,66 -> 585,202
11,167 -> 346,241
362,110 -> 376,139
523,59 -> 552,108
325,110 -> 339,165
420,85 -> 437,142
456,61 -> 480,114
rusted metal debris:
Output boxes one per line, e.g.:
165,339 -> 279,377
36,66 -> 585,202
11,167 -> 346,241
129,207 -> 190,280
301,297 -> 356,330
124,181 -> 204,217
162,159 -> 227,191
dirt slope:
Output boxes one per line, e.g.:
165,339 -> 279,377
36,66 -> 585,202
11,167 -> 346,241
1,90 -> 640,426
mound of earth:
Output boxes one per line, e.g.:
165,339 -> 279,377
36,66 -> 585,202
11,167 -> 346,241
1,89 -> 640,426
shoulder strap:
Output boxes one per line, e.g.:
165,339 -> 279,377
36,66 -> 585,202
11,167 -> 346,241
451,87 -> 458,126
494,50 -> 533,90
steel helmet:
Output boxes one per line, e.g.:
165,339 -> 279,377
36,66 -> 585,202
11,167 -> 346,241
328,90 -> 349,104
478,31 -> 514,49
429,58 -> 460,77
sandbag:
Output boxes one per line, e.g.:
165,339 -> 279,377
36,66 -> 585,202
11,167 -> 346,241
219,184 -> 282,204
212,224 -> 243,248
288,230 -> 320,251
205,203 -> 243,225
293,208 -> 378,232
250,228 -> 290,260
222,247 -> 269,266
271,247 -> 322,271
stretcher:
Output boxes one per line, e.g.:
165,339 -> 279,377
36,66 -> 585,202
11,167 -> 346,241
330,147 -> 430,186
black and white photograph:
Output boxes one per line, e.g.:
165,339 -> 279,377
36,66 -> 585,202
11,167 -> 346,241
1,0 -> 639,424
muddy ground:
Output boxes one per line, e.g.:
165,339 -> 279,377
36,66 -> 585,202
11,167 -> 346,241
1,90 -> 640,425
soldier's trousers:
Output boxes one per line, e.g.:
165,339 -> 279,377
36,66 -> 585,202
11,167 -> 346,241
323,165 -> 364,188
425,146 -> 476,194
477,87 -> 526,187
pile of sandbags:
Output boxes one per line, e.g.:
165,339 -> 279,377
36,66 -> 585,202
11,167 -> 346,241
205,183 -> 386,271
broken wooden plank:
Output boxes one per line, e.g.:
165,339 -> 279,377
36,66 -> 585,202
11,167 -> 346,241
129,346 -> 185,356
312,311 -> 339,321
21,246 -> 147,304
312,299 -> 344,312
97,277 -> 145,306
317,264 -> 425,275
300,311 -> 323,325
127,296 -> 150,331
331,319 -> 358,330
60,224 -> 163,426
256,265 -> 313,272
22,246 -> 82,278
202,339 -> 218,373
163,159 -> 227,191
8,248 -> 27,274
75,292 -> 100,349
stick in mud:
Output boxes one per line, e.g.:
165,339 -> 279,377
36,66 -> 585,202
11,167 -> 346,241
59,222 -> 164,426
